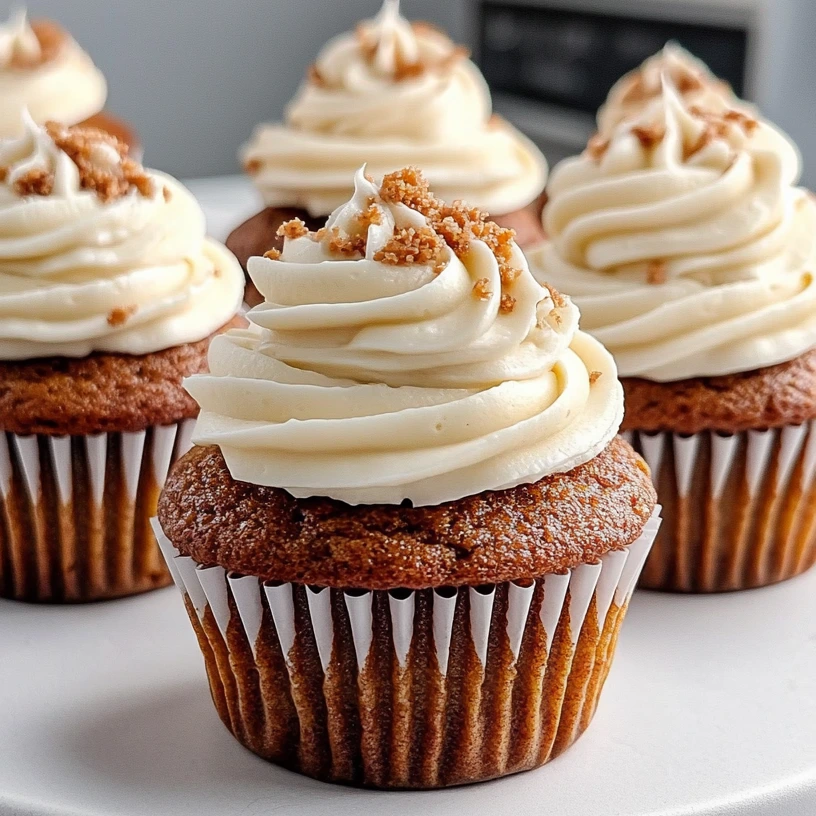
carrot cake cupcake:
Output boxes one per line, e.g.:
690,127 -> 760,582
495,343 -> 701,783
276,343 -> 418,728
0,9 -> 139,152
529,66 -> 816,592
0,112 -> 244,602
157,166 -> 658,787
228,0 -> 548,304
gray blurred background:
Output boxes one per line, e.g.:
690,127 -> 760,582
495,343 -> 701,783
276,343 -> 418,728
12,0 -> 815,185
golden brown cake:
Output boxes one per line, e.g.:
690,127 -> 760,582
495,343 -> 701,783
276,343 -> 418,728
0,119 -> 245,603
155,166 -> 659,787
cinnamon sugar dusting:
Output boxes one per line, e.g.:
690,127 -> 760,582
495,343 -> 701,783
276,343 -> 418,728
307,63 -> 327,87
106,305 -> 137,327
685,105 -> 758,158
0,167 -> 7,182
276,218 -> 310,240
42,122 -> 154,202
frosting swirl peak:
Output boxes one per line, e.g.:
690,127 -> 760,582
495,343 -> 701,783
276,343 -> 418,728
530,81 -> 816,381
0,114 -> 244,360
241,1 -> 546,218
0,11 -> 107,138
187,167 -> 621,506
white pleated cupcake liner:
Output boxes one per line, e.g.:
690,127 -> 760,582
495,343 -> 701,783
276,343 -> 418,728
153,507 -> 660,788
0,419 -> 196,602
623,423 -> 816,591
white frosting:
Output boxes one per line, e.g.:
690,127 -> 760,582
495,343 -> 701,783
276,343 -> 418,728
0,11 -> 107,139
242,0 -> 547,217
0,113 -> 244,360
597,43 -> 746,136
186,167 -> 621,506
529,82 -> 816,382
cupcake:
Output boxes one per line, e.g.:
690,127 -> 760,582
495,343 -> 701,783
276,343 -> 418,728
529,70 -> 816,592
0,113 -> 245,602
0,9 -> 140,153
156,166 -> 659,788
228,0 -> 548,305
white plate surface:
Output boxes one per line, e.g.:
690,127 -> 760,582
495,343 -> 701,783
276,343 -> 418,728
2,572 -> 816,816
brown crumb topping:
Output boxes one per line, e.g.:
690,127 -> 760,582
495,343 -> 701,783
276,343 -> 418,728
106,305 -> 137,327
0,167 -> 7,182
276,217 -> 310,240
589,370 -> 602,385
544,283 -> 567,309
631,124 -> 666,150
500,294 -> 517,314
41,122 -> 154,203
585,133 -> 610,161
12,168 -> 53,197
646,260 -> 667,285
472,278 -> 492,300
162,186 -> 172,202
373,226 -> 445,266
263,248 -> 281,260
327,226 -> 367,258
243,158 -> 262,175
349,21 -> 467,85
685,105 -> 759,159
358,199 -> 383,230
8,19 -> 66,70
307,63 -> 328,87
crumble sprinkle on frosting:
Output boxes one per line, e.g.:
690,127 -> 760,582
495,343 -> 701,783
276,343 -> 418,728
274,166 -> 526,310
0,112 -> 153,203
186,164 -> 622,507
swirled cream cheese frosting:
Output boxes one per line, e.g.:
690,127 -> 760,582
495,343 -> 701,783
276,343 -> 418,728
0,11 -> 107,139
596,43 -> 746,137
241,0 -> 547,218
186,166 -> 621,506
529,81 -> 816,382
0,113 -> 244,360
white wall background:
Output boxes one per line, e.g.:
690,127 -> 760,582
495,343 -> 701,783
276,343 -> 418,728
16,0 -> 467,177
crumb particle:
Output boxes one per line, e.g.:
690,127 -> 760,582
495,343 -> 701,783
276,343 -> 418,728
586,133 -> 610,161
500,294 -> 516,314
263,248 -> 281,260
13,167 -> 54,197
472,278 -> 492,301
631,124 -> 666,150
276,218 -> 310,240
162,186 -> 172,202
646,260 -> 667,285
243,158 -> 262,174
106,305 -> 137,327
589,371 -> 602,385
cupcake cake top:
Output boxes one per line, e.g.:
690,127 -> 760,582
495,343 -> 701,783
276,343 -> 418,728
0,10 -> 107,139
186,166 -> 622,506
241,0 -> 547,218
596,43 -> 744,136
529,79 -> 816,382
0,112 -> 244,360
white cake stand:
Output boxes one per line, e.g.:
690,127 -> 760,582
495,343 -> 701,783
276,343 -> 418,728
1,179 -> 814,816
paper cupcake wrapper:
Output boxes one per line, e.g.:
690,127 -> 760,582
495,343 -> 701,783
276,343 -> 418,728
0,420 -> 195,603
623,423 -> 816,591
154,509 -> 660,789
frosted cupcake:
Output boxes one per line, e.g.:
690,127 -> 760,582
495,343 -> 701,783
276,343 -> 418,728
228,0 -> 548,304
156,166 -> 658,788
529,75 -> 816,592
0,9 -> 139,152
0,113 -> 244,602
